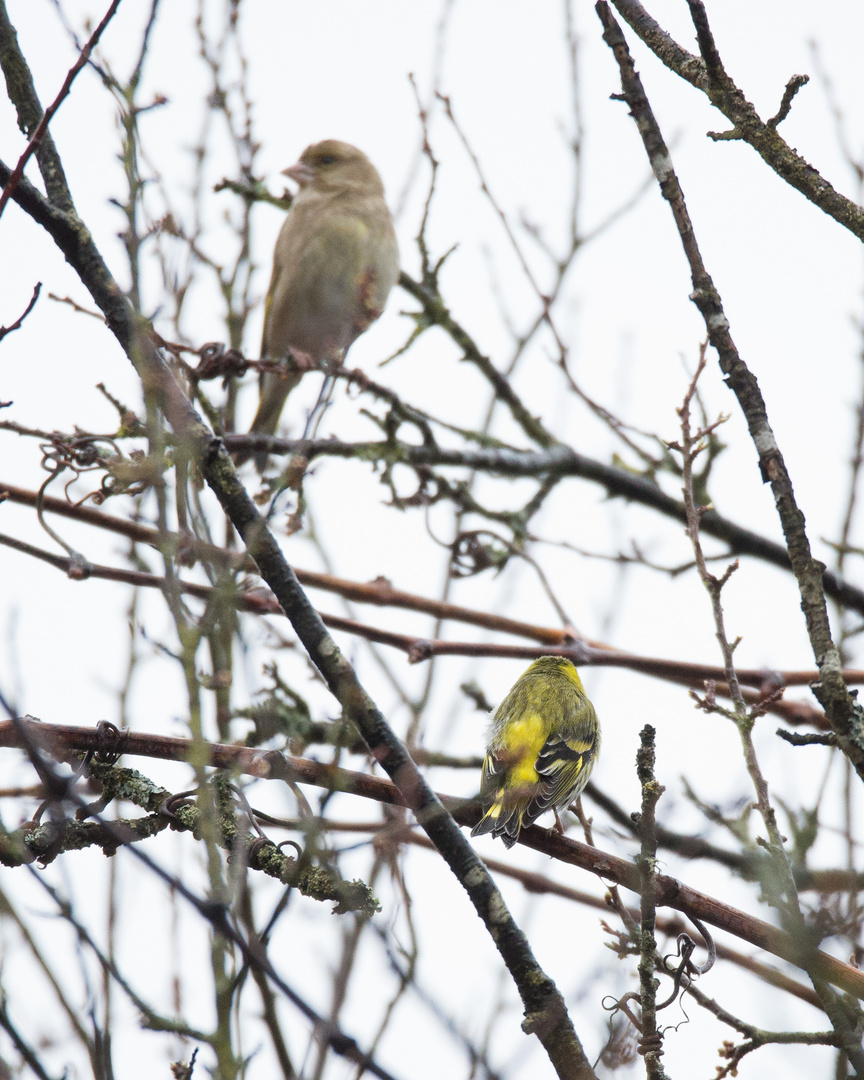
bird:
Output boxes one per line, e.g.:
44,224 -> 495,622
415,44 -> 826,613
471,656 -> 601,849
244,139 -> 399,466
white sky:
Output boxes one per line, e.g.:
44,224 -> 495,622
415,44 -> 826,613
2,1 -> 864,1077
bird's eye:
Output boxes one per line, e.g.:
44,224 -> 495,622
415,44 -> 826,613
317,154 -> 337,166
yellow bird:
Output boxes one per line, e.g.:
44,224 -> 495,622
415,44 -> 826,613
246,139 -> 399,464
471,656 -> 601,849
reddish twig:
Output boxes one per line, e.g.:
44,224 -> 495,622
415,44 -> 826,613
0,0 -> 122,217
0,282 -> 41,341
3,716 -> 864,1003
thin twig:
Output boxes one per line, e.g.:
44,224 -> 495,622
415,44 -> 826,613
0,0 -> 122,216
596,0 -> 864,787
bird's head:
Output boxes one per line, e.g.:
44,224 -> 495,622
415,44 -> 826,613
283,140 -> 385,197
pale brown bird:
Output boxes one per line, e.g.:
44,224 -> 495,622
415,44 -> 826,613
245,139 -> 399,464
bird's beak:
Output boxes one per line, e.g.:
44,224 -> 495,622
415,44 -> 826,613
283,161 -> 315,187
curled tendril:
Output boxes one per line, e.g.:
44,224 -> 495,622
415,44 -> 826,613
602,917 -> 716,1051
450,529 -> 512,577
92,719 -> 125,765
662,917 -> 716,990
602,991 -> 643,1030
159,789 -> 198,825
192,341 -> 250,382
276,838 -> 304,860
226,781 -> 267,840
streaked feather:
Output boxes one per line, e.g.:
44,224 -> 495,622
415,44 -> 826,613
471,657 -> 600,849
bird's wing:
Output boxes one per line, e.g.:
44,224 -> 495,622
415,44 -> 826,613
530,711 -> 599,818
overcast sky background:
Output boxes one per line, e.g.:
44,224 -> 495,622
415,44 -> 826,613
2,2 -> 864,1077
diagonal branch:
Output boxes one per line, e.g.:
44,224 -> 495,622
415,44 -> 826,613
4,718 -> 864,1004
596,1 -> 864,785
219,436 -> 864,617
0,13 -> 597,1072
608,0 -> 864,241
1,523 -> 854,731
0,0 -> 121,217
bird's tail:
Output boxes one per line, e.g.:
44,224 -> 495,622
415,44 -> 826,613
471,800 -> 521,849
235,369 -> 302,470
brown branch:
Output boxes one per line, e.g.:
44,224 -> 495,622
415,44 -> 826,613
1,525 -> 856,731
402,832 -> 822,1009
0,480 -> 254,569
3,717 -> 864,1004
0,28 -> 594,1066
0,504 -> 845,730
218,436 -> 864,618
586,780 -> 864,894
